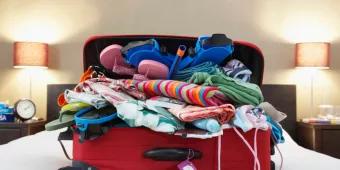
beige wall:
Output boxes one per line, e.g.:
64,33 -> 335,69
0,0 -> 339,120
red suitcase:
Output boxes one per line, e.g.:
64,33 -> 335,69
72,35 -> 270,170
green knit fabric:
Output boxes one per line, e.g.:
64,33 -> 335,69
189,70 -> 263,106
172,62 -> 219,82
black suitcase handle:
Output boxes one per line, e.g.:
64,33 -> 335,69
144,148 -> 202,161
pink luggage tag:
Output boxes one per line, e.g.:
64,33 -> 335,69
177,149 -> 197,170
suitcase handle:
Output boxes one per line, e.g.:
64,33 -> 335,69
144,148 -> 202,161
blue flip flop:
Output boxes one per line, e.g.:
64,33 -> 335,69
189,34 -> 234,67
122,39 -> 174,68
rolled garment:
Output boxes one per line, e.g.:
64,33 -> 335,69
115,100 -> 182,133
192,118 -> 221,133
222,59 -> 252,83
244,105 -> 284,143
125,79 -> 227,107
189,71 -> 263,106
246,108 -> 269,131
172,62 -> 219,82
232,105 -> 268,132
233,105 -> 254,132
168,104 -> 235,123
64,89 -> 108,109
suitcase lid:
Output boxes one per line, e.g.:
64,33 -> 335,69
83,35 -> 264,85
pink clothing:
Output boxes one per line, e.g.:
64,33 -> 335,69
168,104 -> 235,123
75,78 -> 146,105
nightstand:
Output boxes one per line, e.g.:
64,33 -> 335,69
0,120 -> 46,145
297,122 -> 340,159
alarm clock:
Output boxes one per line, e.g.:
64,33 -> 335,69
13,99 -> 36,121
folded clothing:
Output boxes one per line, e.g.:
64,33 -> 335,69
75,78 -> 182,133
125,79 -> 227,107
172,62 -> 219,82
57,66 -> 107,107
168,104 -> 235,123
146,96 -> 185,109
189,71 -> 263,106
75,78 -> 146,105
222,59 -> 252,83
116,100 -> 183,133
64,90 -> 108,109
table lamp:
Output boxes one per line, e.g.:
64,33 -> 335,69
13,42 -> 48,99
295,42 -> 330,118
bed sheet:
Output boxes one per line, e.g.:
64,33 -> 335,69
0,128 -> 71,170
1,128 -> 340,170
272,130 -> 340,170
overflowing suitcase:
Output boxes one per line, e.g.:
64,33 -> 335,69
50,34 -> 279,170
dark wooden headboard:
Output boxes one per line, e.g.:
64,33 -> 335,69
261,85 -> 297,140
47,84 -> 297,140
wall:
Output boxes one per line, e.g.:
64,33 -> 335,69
0,0 -> 339,120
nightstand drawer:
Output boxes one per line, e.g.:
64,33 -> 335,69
322,130 -> 340,158
297,122 -> 340,159
0,128 -> 21,144
0,120 -> 46,145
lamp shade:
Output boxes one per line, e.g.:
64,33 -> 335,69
13,42 -> 48,68
295,42 -> 330,69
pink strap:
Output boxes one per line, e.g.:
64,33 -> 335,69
233,127 -> 261,170
254,128 -> 259,170
217,135 -> 222,170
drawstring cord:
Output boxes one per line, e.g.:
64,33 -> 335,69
233,127 -> 261,170
271,135 -> 283,170
254,128 -> 259,170
217,135 -> 222,170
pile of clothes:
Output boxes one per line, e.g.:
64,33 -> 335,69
46,34 -> 286,144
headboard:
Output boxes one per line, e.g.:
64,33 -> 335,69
261,84 -> 297,140
47,84 -> 297,140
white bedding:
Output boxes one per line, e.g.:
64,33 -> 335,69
0,129 -> 71,170
0,129 -> 339,170
271,130 -> 340,170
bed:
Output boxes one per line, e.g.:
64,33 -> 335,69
0,84 -> 339,170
